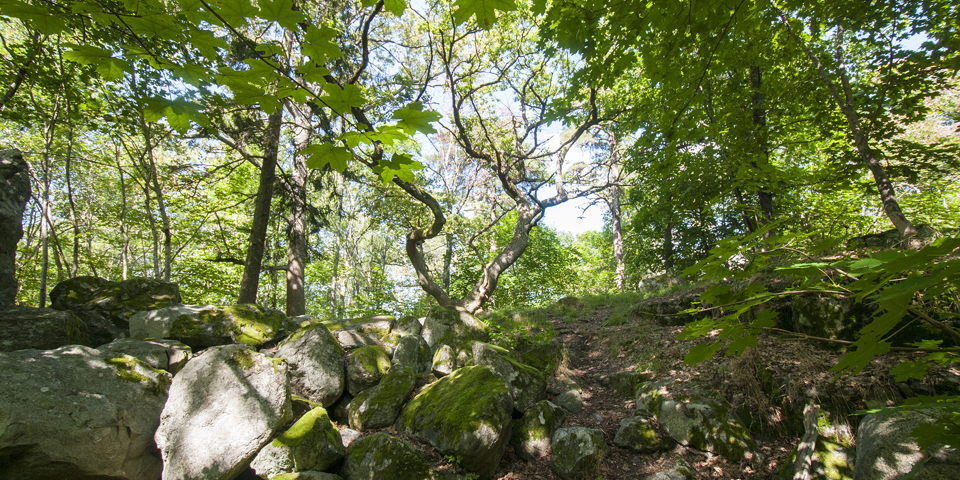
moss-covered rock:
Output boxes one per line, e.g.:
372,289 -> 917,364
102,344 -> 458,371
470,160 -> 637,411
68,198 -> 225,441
392,315 -> 422,337
550,427 -> 606,480
421,306 -> 488,352
601,371 -> 650,398
129,303 -> 296,350
510,400 -> 566,461
348,365 -> 416,431
346,345 -> 391,396
854,408 -> 960,480
397,365 -> 514,480
333,316 -> 398,351
472,341 -> 545,413
50,276 -> 181,327
519,343 -> 563,376
339,432 -> 437,480
613,416 -> 673,453
274,324 -> 345,407
269,472 -> 343,480
251,407 -> 346,478
391,334 -> 432,374
96,337 -> 192,373
656,397 -> 755,461
636,381 -> 668,417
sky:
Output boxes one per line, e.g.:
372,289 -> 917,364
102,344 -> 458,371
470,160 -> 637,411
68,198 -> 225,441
541,195 -> 606,236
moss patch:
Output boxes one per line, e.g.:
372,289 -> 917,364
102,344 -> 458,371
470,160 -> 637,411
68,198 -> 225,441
398,365 -> 512,438
104,354 -> 171,395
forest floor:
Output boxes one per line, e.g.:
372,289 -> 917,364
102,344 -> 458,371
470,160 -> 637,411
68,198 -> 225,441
441,293 -> 944,480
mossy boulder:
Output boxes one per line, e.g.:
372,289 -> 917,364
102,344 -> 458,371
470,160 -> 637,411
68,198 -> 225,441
550,427 -> 606,480
50,276 -> 181,327
346,345 -> 391,396
613,416 -> 673,453
274,324 -> 346,407
853,409 -> 960,480
421,306 -> 488,352
0,306 -> 96,351
339,432 -> 438,480
96,337 -> 192,373
129,303 -> 296,350
787,294 -> 873,342
519,343 -> 563,375
656,397 -> 755,461
601,371 -> 650,398
510,400 -> 566,461
431,344 -> 466,377
397,365 -> 514,480
251,407 -> 346,478
333,316 -> 398,351
392,315 -> 423,337
269,472 -> 343,480
648,456 -> 696,480
348,365 -> 416,431
555,388 -> 583,414
636,381 -> 668,417
391,334 -> 432,374
472,341 -> 545,413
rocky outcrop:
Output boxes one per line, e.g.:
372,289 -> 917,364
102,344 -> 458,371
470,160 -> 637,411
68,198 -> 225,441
510,400 -> 566,461
0,344 -> 171,480
130,303 -> 296,349
0,149 -> 29,307
613,416 -> 673,453
155,344 -> 292,480
250,407 -> 345,478
397,365 -> 514,480
96,337 -> 192,373
333,316 -> 398,351
50,276 -> 181,328
431,344 -> 464,377
853,409 -> 960,480
472,341 -> 545,413
550,427 -> 606,480
345,345 -> 391,396
273,324 -> 346,407
348,365 -> 415,431
339,432 -> 437,480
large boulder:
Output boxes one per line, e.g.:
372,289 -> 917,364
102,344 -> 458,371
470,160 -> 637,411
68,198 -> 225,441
155,344 -> 292,480
345,345 -> 391,396
348,365 -> 416,431
250,407 -> 345,478
0,306 -> 90,351
472,341 -> 546,413
0,345 -> 171,480
130,303 -> 297,349
431,343 -> 467,377
853,409 -> 960,480
550,427 -> 606,480
332,316 -> 398,351
397,365 -> 514,480
95,337 -> 192,373
510,400 -> 566,461
421,306 -> 488,351
50,276 -> 181,328
0,149 -> 29,307
613,416 -> 673,453
273,324 -> 345,407
339,432 -> 437,480
656,398 -> 754,461
391,334 -> 432,374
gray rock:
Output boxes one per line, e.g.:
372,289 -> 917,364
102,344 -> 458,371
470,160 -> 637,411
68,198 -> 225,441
547,377 -> 580,396
96,337 -> 192,373
50,276 -> 181,328
431,344 -> 459,377
397,365 -> 514,480
339,428 -> 363,448
511,400 -> 566,461
155,344 -> 292,480
348,365 -> 416,431
421,306 -> 488,351
646,456 -> 696,480
392,334 -> 432,374
601,371 -> 648,398
854,409 -> 960,480
472,341 -> 546,413
250,407 -> 345,478
346,345 -> 391,396
274,324 -> 346,407
0,345 -> 170,480
268,472 -> 344,480
334,317 -> 398,351
0,149 -> 29,307
635,381 -> 668,417
657,398 -> 754,461
340,432 -> 437,480
614,416 -> 673,453
392,315 -> 423,337
0,306 -> 90,352
130,303 -> 296,349
555,389 -> 583,414
550,427 -> 606,480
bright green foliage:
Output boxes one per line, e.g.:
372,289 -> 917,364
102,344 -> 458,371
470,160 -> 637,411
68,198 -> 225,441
452,0 -> 517,29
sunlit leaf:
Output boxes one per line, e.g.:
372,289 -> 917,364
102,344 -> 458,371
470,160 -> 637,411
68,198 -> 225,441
320,84 -> 364,115
393,102 -> 441,134
258,0 -> 305,30
303,143 -> 352,172
684,341 -> 721,365
451,0 -> 517,29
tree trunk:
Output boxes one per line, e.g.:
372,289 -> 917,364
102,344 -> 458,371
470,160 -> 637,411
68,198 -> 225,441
606,130 -> 626,292
443,233 -> 453,293
285,101 -> 310,316
238,108 -> 283,304
139,118 -> 173,281
116,149 -> 130,280
750,65 -> 775,234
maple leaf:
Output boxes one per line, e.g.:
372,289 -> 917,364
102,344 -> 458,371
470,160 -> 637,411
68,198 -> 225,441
392,102 -> 441,134
303,25 -> 342,64
451,0 -> 516,30
63,45 -> 131,81
320,84 -> 365,115
258,0 -> 305,31
303,143 -> 352,172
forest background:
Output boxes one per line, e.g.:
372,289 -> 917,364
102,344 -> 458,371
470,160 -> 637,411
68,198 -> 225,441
0,0 -> 957,327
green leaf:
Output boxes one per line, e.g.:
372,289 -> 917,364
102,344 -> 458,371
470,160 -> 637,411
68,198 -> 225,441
298,63 -> 330,84
302,25 -> 342,63
383,0 -> 406,16
258,0 -> 305,30
0,1 -> 67,34
451,0 -> 517,29
303,143 -> 352,172
684,341 -> 721,365
890,360 -> 929,382
210,0 -> 258,27
375,153 -> 422,183
320,84 -> 364,115
63,45 -> 131,81
393,102 -> 441,134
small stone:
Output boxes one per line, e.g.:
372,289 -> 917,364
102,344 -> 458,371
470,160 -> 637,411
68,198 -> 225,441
555,389 -> 583,413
